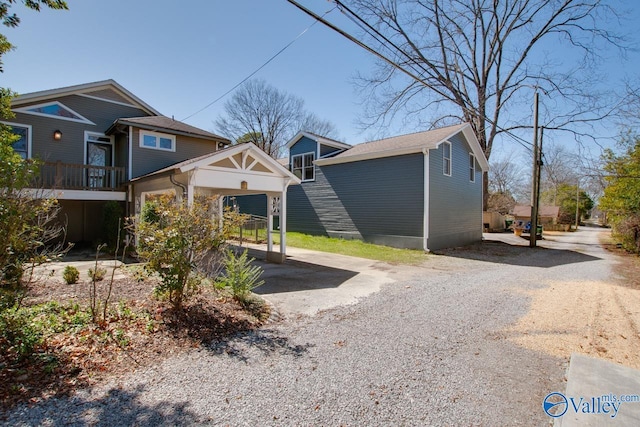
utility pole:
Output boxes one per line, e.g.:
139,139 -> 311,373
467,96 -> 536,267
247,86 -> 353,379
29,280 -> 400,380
575,180 -> 580,231
530,91 -> 540,248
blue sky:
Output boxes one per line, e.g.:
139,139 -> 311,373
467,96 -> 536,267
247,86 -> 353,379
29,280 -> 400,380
3,1 -> 377,144
3,0 -> 639,155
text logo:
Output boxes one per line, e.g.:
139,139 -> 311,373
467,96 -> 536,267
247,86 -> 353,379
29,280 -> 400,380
543,392 -> 569,418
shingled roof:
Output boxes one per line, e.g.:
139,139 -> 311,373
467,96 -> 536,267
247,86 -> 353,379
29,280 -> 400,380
315,123 -> 488,171
337,123 -> 467,159
108,116 -> 230,143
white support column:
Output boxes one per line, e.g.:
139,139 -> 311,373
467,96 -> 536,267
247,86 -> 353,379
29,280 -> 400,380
218,195 -> 224,231
422,148 -> 430,252
266,192 -> 285,263
279,188 -> 287,256
187,185 -> 195,206
267,194 -> 274,253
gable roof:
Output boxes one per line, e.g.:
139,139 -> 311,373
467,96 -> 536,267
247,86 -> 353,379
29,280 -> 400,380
11,80 -> 161,116
315,123 -> 489,171
286,131 -> 351,151
107,116 -> 230,143
131,142 -> 300,184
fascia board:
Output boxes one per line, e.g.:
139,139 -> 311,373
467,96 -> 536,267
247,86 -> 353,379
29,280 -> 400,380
315,146 -> 426,166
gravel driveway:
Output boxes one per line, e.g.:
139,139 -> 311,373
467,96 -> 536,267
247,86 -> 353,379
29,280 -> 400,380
3,228 -> 617,426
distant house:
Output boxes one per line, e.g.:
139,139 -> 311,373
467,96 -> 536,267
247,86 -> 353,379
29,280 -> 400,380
6,80 -> 298,261
512,205 -> 561,225
284,124 -> 489,251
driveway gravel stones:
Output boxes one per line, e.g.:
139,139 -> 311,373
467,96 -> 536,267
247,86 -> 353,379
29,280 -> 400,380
3,228 -> 619,426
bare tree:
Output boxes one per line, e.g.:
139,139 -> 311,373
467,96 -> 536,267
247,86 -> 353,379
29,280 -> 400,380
540,141 -> 579,204
215,79 -> 339,158
334,0 -> 625,206
489,158 -> 524,196
487,157 -> 525,213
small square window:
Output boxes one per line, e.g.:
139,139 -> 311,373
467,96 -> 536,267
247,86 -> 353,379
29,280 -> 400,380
143,134 -> 156,148
159,137 -> 173,150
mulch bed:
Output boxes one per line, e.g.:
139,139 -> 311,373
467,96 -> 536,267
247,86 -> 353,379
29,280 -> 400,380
0,275 -> 270,409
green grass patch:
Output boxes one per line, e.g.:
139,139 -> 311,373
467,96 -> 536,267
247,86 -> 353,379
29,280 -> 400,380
277,232 -> 428,265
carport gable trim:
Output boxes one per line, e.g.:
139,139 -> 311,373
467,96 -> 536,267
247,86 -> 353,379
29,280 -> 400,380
177,144 -> 301,182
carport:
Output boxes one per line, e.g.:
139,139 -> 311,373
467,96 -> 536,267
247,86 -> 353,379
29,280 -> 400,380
129,143 -> 301,263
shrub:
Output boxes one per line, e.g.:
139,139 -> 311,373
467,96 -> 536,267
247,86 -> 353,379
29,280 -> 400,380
134,194 -> 242,309
217,249 -> 264,304
62,266 -> 79,284
88,267 -> 106,282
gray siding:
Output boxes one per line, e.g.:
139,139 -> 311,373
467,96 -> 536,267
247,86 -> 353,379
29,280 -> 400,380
84,89 -> 133,104
130,129 -> 218,177
12,93 -> 148,166
287,154 -> 425,249
320,144 -> 343,157
235,194 -> 267,217
289,136 -> 317,162
427,133 -> 483,250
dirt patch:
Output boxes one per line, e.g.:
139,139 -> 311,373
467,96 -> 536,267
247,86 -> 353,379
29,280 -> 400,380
1,271 -> 270,409
504,280 -> 640,368
503,237 -> 640,369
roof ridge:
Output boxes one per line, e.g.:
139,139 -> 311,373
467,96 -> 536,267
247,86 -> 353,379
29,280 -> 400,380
358,123 -> 465,146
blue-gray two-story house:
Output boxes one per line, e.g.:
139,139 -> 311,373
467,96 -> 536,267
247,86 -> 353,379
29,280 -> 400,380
5,80 -> 299,262
285,123 -> 489,251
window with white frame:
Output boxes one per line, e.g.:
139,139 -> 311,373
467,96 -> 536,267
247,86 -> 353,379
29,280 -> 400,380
469,153 -> 476,182
2,122 -> 30,159
139,130 -> 176,152
443,141 -> 452,176
291,152 -> 315,181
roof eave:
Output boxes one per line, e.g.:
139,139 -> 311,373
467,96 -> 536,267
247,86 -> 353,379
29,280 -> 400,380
315,146 -> 427,166
285,131 -> 351,150
11,79 -> 162,116
113,119 -> 230,144
461,124 -> 489,172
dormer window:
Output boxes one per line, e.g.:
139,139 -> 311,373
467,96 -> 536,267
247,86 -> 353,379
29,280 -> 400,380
292,152 -> 315,182
14,101 -> 95,124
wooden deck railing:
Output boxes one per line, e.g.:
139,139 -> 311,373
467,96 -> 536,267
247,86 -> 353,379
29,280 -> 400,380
37,161 -> 126,191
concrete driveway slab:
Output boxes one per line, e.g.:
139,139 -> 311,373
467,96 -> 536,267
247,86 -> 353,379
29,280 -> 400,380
554,353 -> 640,426
245,245 -> 425,317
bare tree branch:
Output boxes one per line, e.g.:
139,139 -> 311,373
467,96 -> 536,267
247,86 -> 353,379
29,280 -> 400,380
214,79 -> 339,158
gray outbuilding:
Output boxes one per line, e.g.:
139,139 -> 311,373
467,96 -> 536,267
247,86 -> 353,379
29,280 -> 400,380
285,124 -> 489,251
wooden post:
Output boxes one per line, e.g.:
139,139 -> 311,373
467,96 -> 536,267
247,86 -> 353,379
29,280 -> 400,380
530,91 -> 540,248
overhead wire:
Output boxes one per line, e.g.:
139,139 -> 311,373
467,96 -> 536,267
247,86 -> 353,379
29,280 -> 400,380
181,6 -> 337,121
287,0 -> 534,152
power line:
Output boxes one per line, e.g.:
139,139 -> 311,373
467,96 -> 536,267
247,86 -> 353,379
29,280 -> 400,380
181,7 -> 336,122
286,0 -> 534,153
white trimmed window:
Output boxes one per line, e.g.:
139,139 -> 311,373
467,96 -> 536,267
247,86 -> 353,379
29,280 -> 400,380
139,130 -> 176,152
443,141 -> 452,176
2,122 -> 31,159
469,153 -> 476,182
292,152 -> 315,182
